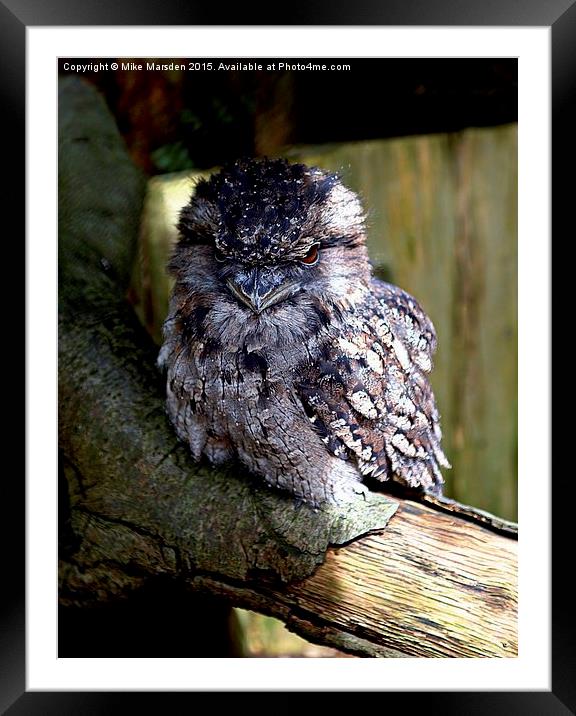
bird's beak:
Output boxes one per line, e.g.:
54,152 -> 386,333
226,267 -> 296,314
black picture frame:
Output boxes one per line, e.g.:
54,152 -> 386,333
7,0 -> 568,712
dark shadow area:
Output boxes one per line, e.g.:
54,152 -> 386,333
58,578 -> 242,657
59,58 -> 517,174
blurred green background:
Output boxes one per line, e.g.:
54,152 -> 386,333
60,58 -> 517,657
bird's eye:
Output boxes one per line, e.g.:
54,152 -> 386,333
300,243 -> 320,266
214,248 -> 226,263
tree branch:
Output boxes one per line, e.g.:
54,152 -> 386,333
58,77 -> 517,658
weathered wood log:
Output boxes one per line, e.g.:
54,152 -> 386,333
58,76 -> 517,659
192,499 -> 517,658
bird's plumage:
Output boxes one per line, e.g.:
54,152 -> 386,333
159,158 -> 449,506
299,280 -> 450,493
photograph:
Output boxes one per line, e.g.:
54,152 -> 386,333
7,9 -> 563,709
57,57 -> 518,659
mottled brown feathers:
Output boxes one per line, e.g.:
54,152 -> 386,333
299,281 -> 450,494
159,158 -> 449,506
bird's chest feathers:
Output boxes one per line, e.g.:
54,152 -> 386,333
185,347 -> 309,447
193,346 -> 303,410
179,308 -> 332,433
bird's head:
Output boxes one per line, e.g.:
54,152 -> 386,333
170,158 -> 372,348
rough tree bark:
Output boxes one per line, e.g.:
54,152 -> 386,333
58,77 -> 517,658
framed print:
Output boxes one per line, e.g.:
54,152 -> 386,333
5,0 -> 569,711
